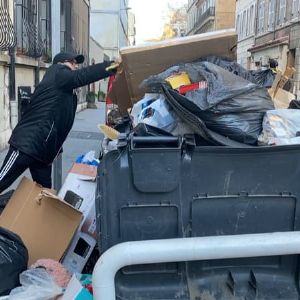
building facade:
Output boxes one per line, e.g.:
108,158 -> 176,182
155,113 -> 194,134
60,0 -> 90,61
128,11 -> 136,46
89,37 -> 110,96
0,0 -> 51,151
90,0 -> 130,59
0,0 -> 90,151
236,0 -> 300,95
169,5 -> 188,38
249,0 -> 298,71
186,0 -> 236,35
60,0 -> 90,106
236,0 -> 256,68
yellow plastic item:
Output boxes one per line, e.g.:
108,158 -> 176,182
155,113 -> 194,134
165,72 -> 191,89
105,63 -> 120,72
98,124 -> 120,140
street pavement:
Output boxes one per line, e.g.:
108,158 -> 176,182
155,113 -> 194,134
0,102 -> 105,192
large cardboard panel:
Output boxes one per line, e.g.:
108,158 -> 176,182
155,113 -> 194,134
111,29 -> 237,112
269,87 -> 296,109
0,177 -> 82,265
107,70 -> 132,113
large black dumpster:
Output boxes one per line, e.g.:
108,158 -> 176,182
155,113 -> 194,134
96,136 -> 300,300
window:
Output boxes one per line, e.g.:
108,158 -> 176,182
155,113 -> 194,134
239,13 -> 243,37
15,0 -> 50,60
250,5 -> 254,34
278,0 -> 286,25
209,0 -> 215,7
203,1 -> 207,12
0,0 -> 16,50
268,0 -> 275,30
245,9 -> 248,36
39,0 -> 51,61
236,15 -> 240,37
292,0 -> 300,18
258,0 -> 265,33
241,11 -> 246,38
197,5 -> 201,21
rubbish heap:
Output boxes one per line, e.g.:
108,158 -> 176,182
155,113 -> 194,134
105,29 -> 298,148
0,152 -> 99,299
0,29 -> 299,299
105,57 -> 298,148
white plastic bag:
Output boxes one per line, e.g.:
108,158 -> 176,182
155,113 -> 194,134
259,109 -> 300,145
131,93 -> 160,127
82,151 -> 98,164
138,95 -> 178,133
9,269 -> 62,300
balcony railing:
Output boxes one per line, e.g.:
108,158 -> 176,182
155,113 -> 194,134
15,0 -> 41,57
0,0 -> 16,51
194,6 -> 215,32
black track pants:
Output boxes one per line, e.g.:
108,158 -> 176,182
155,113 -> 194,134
0,146 -> 52,193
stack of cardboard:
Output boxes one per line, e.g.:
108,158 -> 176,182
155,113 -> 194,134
0,177 -> 82,265
268,67 -> 296,109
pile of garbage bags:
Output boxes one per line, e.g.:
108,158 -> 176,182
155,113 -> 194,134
134,56 -> 275,145
104,56 -> 299,147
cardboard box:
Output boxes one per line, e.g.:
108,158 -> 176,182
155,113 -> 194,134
58,163 -> 98,273
0,177 -> 82,265
269,87 -> 296,109
110,28 -> 237,112
58,163 -> 97,239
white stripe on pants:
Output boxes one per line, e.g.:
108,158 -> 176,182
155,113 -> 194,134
0,150 -> 19,181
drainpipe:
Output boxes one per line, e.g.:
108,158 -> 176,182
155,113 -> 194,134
273,0 -> 278,42
8,47 -> 18,129
93,231 -> 300,300
51,0 -> 62,191
34,63 -> 40,88
8,0 -> 17,129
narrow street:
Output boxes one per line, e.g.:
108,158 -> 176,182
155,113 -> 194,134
0,103 -> 105,192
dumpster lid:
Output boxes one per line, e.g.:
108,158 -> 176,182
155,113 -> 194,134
109,28 -> 237,113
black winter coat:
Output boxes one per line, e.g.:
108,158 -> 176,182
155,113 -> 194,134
9,61 -> 114,164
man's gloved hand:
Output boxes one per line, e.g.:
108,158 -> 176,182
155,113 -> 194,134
105,57 -> 122,72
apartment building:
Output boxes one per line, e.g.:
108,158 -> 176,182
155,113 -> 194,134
236,0 -> 256,68
236,0 -> 300,94
0,0 -> 90,151
186,0 -> 236,35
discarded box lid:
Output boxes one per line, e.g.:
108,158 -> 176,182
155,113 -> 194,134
0,177 -> 82,265
109,29 -> 237,113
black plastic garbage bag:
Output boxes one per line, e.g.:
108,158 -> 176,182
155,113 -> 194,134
0,227 -> 28,296
249,69 -> 275,88
142,61 -> 274,145
289,100 -> 300,109
199,56 -> 275,88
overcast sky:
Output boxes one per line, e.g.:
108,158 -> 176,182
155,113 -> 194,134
128,0 -> 188,44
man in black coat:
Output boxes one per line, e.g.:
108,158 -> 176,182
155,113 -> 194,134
0,52 -> 117,193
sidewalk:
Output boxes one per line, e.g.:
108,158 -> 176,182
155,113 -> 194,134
0,102 -> 105,191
